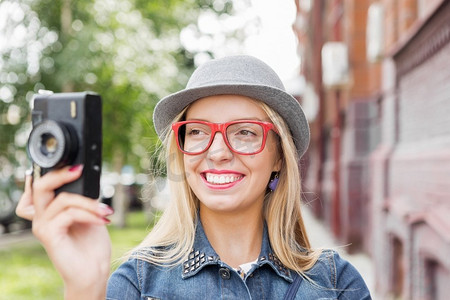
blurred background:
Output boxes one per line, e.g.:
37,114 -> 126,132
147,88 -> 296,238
1,0 -> 450,299
0,0 -> 300,230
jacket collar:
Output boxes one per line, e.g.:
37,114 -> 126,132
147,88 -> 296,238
181,218 -> 293,282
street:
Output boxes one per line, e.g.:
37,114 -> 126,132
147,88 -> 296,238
302,206 -> 376,298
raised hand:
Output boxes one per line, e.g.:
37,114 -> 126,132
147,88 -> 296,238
16,165 -> 112,300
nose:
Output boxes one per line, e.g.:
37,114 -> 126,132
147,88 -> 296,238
206,132 -> 233,161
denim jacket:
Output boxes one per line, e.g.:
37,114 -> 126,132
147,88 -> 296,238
107,220 -> 371,299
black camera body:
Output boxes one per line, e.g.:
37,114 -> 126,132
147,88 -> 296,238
27,92 -> 102,199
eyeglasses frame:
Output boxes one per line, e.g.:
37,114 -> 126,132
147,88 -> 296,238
171,120 -> 279,155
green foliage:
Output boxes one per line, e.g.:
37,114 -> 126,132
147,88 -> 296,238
0,242 -> 64,299
0,0 -> 236,175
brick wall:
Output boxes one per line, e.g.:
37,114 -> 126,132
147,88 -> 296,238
373,0 -> 450,298
294,0 -> 450,296
397,43 -> 450,145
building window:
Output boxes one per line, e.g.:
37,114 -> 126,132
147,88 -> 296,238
425,259 -> 438,300
392,237 -> 404,297
423,259 -> 449,300
366,2 -> 384,62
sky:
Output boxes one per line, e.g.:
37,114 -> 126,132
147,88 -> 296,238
241,0 -> 300,82
180,0 -> 301,83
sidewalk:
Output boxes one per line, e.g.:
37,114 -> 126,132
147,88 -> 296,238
0,230 -> 36,250
302,207 -> 377,297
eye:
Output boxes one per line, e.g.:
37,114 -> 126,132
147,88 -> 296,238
184,123 -> 211,137
237,129 -> 257,136
187,128 -> 207,136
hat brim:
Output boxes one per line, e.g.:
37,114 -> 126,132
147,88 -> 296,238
153,83 -> 310,158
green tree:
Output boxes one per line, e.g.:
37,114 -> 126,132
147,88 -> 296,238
0,0 -> 239,226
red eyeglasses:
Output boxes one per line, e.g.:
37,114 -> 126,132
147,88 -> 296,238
171,120 -> 279,155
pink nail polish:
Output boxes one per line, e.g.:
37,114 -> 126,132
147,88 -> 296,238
69,165 -> 84,172
98,203 -> 114,216
102,217 -> 111,224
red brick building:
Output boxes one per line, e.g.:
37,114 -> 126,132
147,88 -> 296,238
293,0 -> 450,298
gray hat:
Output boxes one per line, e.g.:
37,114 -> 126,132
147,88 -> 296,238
153,55 -> 310,158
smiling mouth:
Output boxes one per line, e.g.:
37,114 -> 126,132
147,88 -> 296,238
203,173 -> 243,185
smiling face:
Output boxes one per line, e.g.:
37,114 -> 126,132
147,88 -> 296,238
182,95 -> 282,217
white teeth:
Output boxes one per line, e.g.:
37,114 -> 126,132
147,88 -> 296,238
205,173 -> 242,184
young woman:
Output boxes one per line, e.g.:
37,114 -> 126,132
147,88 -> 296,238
17,55 -> 371,299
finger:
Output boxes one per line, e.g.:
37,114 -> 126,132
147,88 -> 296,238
33,165 -> 83,192
43,193 -> 114,221
33,207 -> 110,243
58,207 -> 111,228
32,165 -> 84,214
16,175 -> 35,220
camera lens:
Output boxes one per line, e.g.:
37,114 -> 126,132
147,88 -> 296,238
41,134 -> 58,155
28,120 -> 78,169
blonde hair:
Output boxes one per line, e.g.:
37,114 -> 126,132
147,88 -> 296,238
130,107 -> 198,265
259,102 -> 321,271
130,101 -> 321,273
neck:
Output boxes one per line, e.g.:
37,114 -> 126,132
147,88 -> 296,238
200,207 -> 264,268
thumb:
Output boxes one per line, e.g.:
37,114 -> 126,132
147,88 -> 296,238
15,172 -> 35,221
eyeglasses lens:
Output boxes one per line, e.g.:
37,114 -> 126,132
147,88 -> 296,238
178,122 -> 265,154
226,123 -> 264,154
179,123 -> 211,154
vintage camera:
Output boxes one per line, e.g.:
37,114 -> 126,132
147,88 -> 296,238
27,91 -> 102,199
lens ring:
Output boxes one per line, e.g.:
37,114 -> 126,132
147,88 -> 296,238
28,120 -> 67,168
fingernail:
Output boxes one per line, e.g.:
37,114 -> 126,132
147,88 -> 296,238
25,168 -> 33,176
98,203 -> 114,216
69,164 -> 84,172
102,217 -> 111,224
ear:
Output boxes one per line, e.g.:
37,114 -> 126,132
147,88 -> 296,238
273,156 -> 282,172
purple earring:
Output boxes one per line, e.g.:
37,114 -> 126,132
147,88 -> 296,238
268,173 -> 279,191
